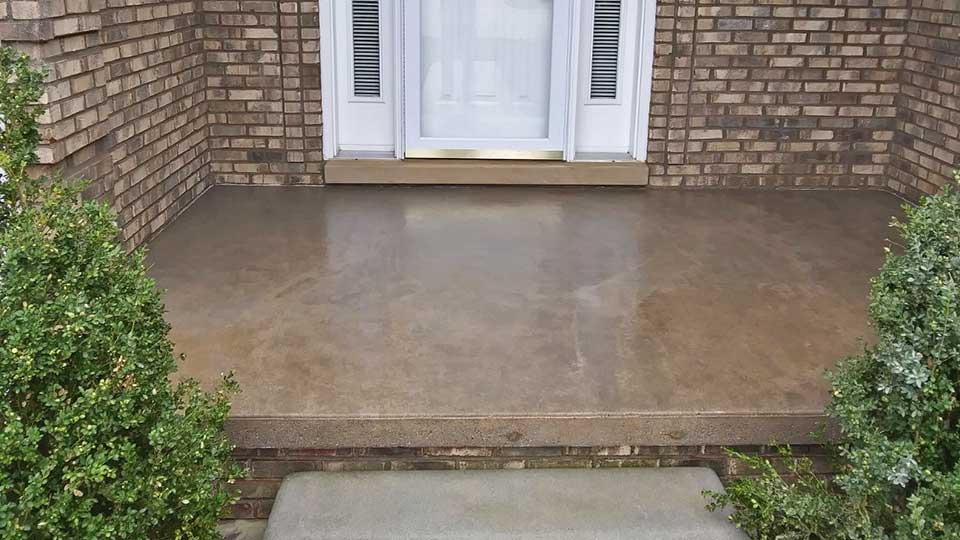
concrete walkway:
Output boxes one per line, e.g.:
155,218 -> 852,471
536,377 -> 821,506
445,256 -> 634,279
147,186 -> 902,447
262,468 -> 746,540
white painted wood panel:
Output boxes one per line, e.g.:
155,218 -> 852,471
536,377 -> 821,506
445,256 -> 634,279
321,0 -> 397,156
573,0 -> 640,156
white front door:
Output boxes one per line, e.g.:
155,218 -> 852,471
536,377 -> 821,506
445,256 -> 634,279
403,0 -> 573,159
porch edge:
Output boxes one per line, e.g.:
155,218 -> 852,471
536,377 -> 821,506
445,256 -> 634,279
226,412 -> 835,449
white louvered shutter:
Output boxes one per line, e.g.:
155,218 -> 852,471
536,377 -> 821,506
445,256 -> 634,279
351,0 -> 381,98
589,0 -> 622,100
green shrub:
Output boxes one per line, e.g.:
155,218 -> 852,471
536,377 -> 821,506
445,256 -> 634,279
706,447 -> 884,540
0,48 -> 242,539
707,172 -> 960,539
0,47 -> 44,226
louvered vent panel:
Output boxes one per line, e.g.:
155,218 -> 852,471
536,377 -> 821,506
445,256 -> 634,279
352,0 -> 381,97
590,0 -> 622,99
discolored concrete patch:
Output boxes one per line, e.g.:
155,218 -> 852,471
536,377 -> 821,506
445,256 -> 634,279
147,186 -> 903,447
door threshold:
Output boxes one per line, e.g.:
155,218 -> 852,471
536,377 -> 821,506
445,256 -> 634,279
324,159 -> 649,186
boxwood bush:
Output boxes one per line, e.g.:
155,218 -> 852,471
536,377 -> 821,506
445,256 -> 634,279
708,171 -> 960,539
0,48 -> 242,539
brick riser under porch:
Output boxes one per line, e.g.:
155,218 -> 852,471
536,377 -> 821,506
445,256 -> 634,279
222,444 -> 833,537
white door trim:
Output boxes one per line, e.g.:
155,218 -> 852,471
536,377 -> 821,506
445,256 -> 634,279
562,0 -> 583,162
393,0 -> 405,159
319,0 -> 338,160
631,0 -> 656,161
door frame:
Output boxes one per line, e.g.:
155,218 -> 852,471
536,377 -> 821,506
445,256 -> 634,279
319,0 -> 656,162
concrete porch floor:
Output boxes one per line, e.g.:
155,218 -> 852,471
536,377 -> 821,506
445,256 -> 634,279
147,185 -> 903,448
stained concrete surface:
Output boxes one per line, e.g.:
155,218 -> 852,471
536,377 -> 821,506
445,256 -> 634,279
262,468 -> 746,540
147,186 -> 903,447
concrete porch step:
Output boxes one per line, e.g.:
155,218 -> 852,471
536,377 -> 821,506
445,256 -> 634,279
262,468 -> 746,540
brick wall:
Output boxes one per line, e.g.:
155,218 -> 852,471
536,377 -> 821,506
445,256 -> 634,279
648,0 -> 908,189
889,0 -> 960,199
2,0 -> 959,247
204,0 -> 323,185
1,0 -> 211,248
224,444 -> 833,522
